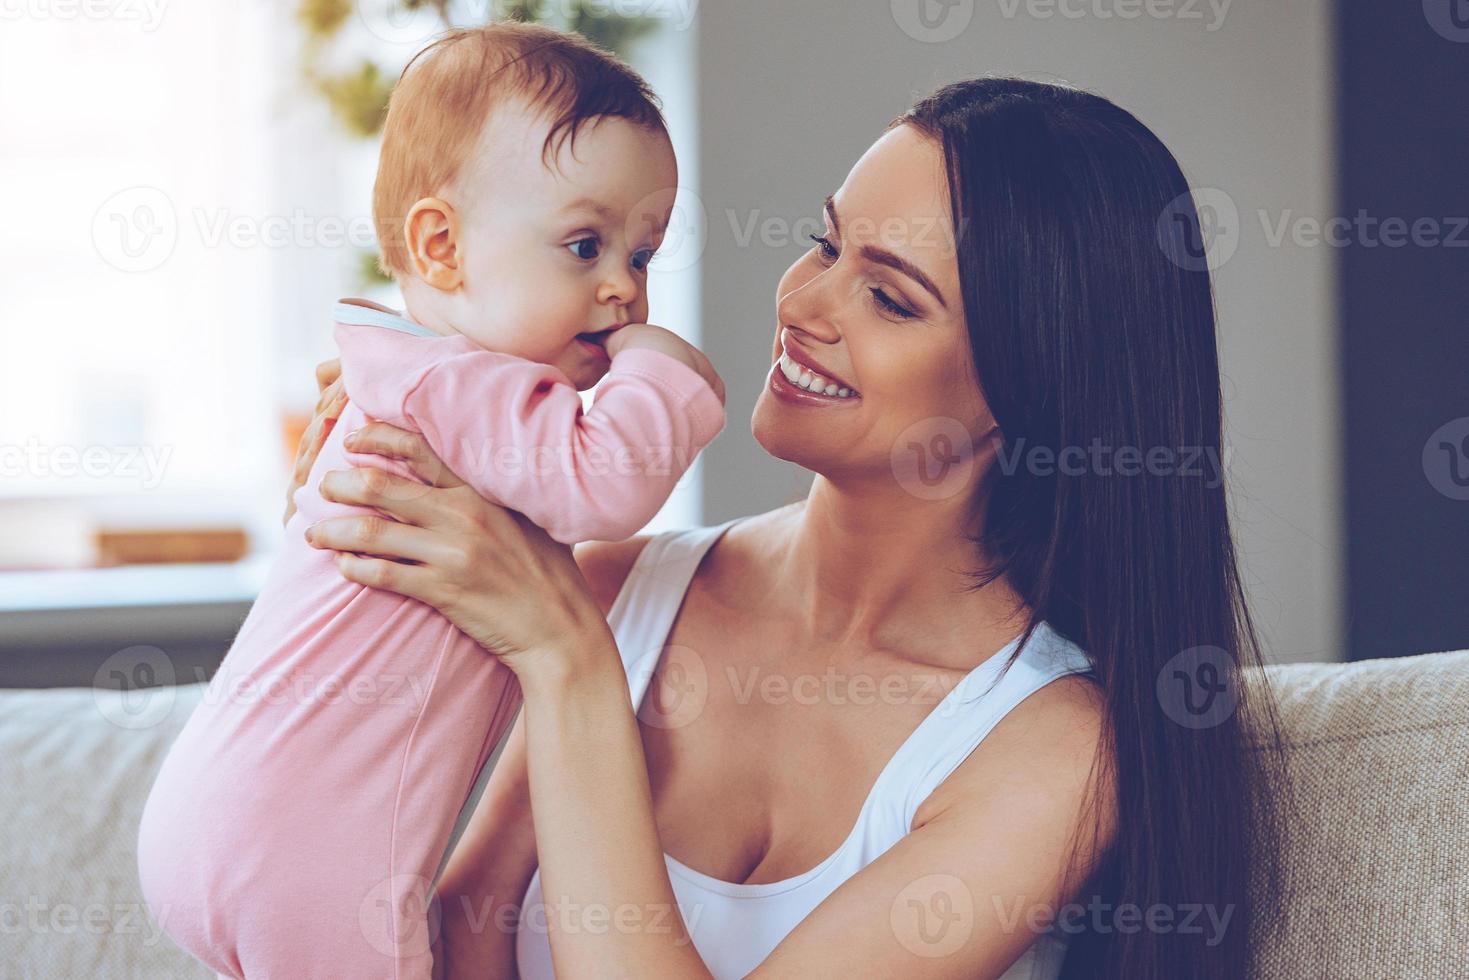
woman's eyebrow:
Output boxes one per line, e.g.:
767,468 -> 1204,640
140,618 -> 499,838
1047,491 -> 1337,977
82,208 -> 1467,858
824,194 -> 948,310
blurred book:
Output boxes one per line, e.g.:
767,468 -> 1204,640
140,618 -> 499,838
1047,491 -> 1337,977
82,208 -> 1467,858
94,527 -> 249,566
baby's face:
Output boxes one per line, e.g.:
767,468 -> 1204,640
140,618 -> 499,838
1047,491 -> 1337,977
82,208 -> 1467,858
445,101 -> 678,389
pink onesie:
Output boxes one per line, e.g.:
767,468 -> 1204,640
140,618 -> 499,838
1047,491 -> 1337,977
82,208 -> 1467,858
136,302 -> 725,979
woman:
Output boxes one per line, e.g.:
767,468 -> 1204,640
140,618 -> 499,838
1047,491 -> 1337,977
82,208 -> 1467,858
287,78 -> 1287,979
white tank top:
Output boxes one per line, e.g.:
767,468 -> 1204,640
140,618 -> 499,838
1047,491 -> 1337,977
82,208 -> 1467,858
514,518 -> 1094,979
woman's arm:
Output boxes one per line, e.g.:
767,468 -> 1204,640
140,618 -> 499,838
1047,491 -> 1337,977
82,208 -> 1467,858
432,536 -> 654,980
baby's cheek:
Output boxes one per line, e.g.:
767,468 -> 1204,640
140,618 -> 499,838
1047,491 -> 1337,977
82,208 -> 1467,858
630,294 -> 651,324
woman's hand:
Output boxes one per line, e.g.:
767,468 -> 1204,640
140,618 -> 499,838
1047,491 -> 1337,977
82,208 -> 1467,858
283,358 -> 349,527
303,422 -> 615,678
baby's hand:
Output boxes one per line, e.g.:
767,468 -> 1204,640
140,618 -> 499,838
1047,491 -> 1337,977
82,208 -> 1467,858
605,323 -> 725,405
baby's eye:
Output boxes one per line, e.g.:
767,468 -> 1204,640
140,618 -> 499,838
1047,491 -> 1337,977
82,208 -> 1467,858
567,237 -> 601,261
630,248 -> 655,272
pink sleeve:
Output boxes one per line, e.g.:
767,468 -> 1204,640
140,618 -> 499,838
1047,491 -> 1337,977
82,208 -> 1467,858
401,347 -> 724,544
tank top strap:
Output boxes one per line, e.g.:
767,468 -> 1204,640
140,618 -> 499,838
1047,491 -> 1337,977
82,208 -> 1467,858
607,518 -> 741,709
862,621 -> 1097,839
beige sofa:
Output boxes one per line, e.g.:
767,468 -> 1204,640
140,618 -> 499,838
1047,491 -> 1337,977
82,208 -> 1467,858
2,651 -> 1465,978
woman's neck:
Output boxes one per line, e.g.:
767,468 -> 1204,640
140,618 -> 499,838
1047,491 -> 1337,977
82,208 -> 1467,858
767,475 -> 1028,661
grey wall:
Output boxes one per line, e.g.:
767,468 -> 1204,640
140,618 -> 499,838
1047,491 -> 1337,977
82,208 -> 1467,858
692,0 -> 1339,664
1338,2 -> 1469,660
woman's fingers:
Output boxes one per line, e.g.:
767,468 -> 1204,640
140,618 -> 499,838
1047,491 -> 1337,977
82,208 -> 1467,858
314,357 -> 343,398
344,421 -> 466,489
283,378 -> 349,527
317,466 -> 443,525
305,511 -> 466,571
332,551 -> 440,604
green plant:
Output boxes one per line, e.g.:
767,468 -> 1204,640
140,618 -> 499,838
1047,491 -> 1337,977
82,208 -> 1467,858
298,0 -> 658,143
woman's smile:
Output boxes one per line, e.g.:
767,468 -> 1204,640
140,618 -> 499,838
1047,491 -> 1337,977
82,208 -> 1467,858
766,355 -> 863,406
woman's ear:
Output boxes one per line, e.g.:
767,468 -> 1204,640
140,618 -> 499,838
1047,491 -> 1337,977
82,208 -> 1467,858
403,197 -> 464,291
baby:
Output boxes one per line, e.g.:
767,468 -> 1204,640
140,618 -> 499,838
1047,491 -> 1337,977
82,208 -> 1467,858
136,23 -> 724,980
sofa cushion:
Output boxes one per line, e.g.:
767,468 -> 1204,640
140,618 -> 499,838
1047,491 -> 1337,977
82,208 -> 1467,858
1247,650 -> 1469,979
0,681 -> 212,978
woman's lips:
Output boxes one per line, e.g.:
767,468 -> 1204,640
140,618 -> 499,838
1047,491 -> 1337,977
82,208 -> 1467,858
766,360 -> 862,407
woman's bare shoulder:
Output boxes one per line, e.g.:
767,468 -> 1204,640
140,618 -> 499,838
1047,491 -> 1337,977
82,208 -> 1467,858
573,503 -> 803,616
574,536 -> 657,616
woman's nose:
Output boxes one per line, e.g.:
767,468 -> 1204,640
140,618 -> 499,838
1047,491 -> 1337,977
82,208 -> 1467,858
777,276 -> 841,343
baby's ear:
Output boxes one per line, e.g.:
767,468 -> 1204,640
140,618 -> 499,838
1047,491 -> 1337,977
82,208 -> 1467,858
403,197 -> 463,291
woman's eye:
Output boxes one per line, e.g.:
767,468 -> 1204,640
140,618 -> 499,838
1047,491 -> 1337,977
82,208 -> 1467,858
808,233 -> 839,263
631,247 -> 655,272
870,287 -> 916,320
567,238 -> 601,261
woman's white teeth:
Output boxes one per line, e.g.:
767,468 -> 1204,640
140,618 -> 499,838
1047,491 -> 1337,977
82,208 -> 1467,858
779,352 -> 857,398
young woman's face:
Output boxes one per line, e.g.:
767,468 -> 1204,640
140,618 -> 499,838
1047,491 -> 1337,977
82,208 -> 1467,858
752,123 -> 997,489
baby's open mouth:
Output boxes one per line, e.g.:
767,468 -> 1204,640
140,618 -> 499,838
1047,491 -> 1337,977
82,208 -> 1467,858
576,328 -> 618,348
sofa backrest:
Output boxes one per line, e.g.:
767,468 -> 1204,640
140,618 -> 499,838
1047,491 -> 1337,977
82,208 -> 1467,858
1245,650 -> 1469,978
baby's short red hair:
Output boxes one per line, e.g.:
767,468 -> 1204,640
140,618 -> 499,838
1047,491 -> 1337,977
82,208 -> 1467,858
372,22 -> 667,277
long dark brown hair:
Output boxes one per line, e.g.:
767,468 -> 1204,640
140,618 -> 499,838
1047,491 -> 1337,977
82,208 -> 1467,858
901,78 -> 1292,979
